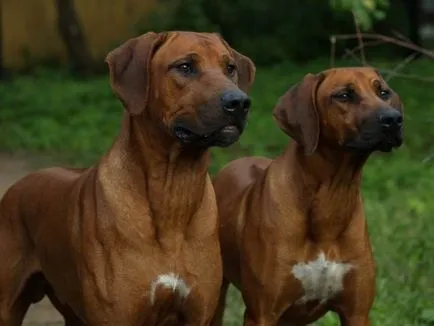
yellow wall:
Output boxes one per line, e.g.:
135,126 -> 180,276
3,0 -> 156,69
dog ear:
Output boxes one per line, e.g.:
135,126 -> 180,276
273,73 -> 325,155
232,48 -> 256,92
216,34 -> 256,92
105,32 -> 166,116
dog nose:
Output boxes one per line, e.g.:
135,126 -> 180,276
221,90 -> 251,114
377,108 -> 403,129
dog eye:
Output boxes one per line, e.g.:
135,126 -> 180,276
333,91 -> 353,102
379,89 -> 391,100
227,64 -> 237,76
176,62 -> 194,76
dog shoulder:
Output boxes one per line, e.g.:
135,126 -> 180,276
213,156 -> 271,192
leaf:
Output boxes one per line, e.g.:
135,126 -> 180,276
329,0 -> 390,31
362,0 -> 376,11
354,7 -> 373,30
372,9 -> 387,20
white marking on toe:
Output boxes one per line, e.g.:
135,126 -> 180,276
149,273 -> 191,304
291,252 -> 353,304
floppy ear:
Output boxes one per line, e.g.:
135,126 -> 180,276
232,48 -> 256,92
272,73 -> 325,155
105,32 -> 166,116
216,34 -> 256,92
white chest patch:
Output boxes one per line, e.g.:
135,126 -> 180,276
149,273 -> 191,304
291,252 -> 353,305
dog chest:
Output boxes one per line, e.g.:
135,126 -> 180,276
149,273 -> 191,304
291,252 -> 353,304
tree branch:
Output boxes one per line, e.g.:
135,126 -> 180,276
352,11 -> 366,66
331,33 -> 434,60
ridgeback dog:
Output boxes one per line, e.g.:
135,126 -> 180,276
211,67 -> 404,326
0,31 -> 255,326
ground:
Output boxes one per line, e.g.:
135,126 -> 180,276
0,153 -> 63,326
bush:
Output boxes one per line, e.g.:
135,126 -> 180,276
136,0 -> 411,65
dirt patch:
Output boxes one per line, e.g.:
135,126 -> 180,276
0,153 -> 64,325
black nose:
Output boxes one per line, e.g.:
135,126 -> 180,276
377,108 -> 403,129
221,90 -> 251,114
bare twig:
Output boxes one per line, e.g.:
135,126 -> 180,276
391,30 -> 412,43
331,33 -> 434,59
328,17 -> 433,84
342,40 -> 387,59
352,11 -> 367,65
383,53 -> 418,82
330,36 -> 336,67
344,49 -> 364,65
329,35 -> 434,82
377,69 -> 434,82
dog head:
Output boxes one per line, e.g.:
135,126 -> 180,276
105,31 -> 256,148
273,67 -> 404,155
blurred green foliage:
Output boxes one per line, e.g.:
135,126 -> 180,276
136,0 -> 409,65
1,58 -> 433,325
331,0 -> 389,30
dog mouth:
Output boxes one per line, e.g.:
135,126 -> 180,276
173,124 -> 242,147
173,126 -> 197,142
344,130 -> 403,153
346,140 -> 401,154
377,135 -> 403,152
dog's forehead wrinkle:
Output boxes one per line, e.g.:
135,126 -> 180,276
221,54 -> 233,64
344,83 -> 356,91
166,34 -> 228,54
372,79 -> 387,89
156,32 -> 230,64
157,33 -> 231,69
326,78 -> 376,96
323,68 -> 379,85
166,48 -> 229,69
170,52 -> 200,64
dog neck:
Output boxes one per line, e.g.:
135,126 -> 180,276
101,112 -> 210,241
284,141 -> 369,241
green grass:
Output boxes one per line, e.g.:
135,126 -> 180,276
1,58 -> 434,325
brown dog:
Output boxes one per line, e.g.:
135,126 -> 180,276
211,67 -> 403,326
0,31 -> 255,325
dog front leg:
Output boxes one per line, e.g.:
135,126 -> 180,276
339,315 -> 371,326
209,277 -> 230,326
335,288 -> 374,326
243,311 -> 277,326
241,291 -> 285,326
335,261 -> 375,326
